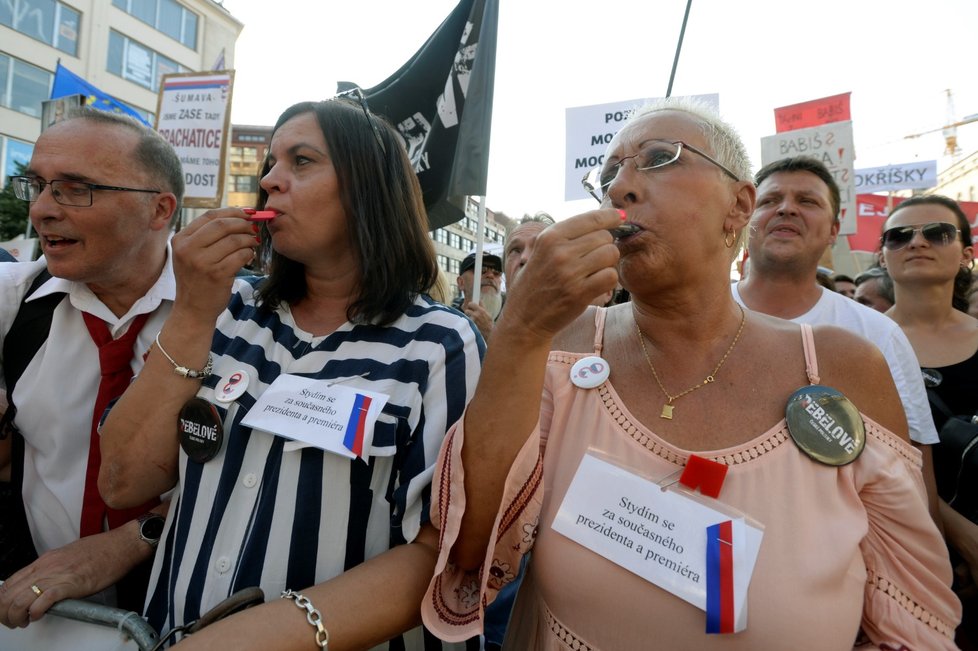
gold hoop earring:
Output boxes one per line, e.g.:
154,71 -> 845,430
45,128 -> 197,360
724,229 -> 736,249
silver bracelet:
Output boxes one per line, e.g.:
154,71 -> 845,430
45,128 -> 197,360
281,589 -> 329,649
154,332 -> 213,379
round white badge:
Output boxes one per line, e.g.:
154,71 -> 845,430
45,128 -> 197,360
215,369 -> 250,403
570,356 -> 611,389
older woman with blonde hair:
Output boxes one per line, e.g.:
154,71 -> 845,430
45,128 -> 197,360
423,99 -> 960,649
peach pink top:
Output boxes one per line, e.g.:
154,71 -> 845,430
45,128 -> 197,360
422,314 -> 961,650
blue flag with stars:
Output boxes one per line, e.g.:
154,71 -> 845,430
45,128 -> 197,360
51,63 -> 149,126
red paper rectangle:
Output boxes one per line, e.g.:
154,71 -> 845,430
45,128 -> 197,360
679,454 -> 728,498
774,92 -> 851,133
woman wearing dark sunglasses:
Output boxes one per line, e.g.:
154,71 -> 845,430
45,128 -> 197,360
880,194 -> 978,646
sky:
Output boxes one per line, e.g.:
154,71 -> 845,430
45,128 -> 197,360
219,0 -> 978,221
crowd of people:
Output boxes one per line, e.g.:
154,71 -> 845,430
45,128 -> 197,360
0,97 -> 974,650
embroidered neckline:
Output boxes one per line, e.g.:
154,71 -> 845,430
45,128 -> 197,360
550,351 -> 917,467
545,603 -> 594,651
596,381 -> 792,465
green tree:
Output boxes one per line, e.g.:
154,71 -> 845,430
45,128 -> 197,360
0,162 -> 30,241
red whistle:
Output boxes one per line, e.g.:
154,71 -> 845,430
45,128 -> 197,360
242,209 -> 277,221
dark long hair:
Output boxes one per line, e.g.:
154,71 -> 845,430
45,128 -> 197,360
255,100 -> 438,325
887,195 -> 974,312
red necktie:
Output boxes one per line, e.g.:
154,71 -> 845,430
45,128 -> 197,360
80,312 -> 159,537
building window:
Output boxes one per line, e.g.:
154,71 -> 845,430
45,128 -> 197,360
433,228 -> 448,244
129,105 -> 154,124
2,136 -> 33,187
0,54 -> 52,118
230,175 -> 258,193
107,30 -> 187,91
112,0 -> 198,49
449,257 -> 460,274
0,0 -> 80,56
237,134 -> 267,143
230,146 -> 258,162
436,254 -> 450,272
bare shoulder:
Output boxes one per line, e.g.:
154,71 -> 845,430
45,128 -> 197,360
809,323 -> 909,441
746,315 -> 889,384
733,313 -> 908,441
809,323 -> 888,379
552,305 -> 601,353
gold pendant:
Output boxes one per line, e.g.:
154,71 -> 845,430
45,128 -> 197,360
660,403 -> 674,419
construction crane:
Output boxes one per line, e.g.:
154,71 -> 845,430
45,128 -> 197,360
904,89 -> 978,156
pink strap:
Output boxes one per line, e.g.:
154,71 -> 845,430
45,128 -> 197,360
800,323 -> 820,385
592,307 -> 607,355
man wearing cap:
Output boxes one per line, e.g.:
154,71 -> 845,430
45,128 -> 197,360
733,155 -> 941,515
453,251 -> 503,342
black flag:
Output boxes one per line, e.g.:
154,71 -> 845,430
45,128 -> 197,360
339,0 -> 498,230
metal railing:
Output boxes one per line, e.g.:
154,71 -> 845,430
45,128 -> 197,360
0,580 -> 159,650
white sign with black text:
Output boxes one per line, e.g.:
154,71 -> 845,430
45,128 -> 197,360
854,161 -> 937,193
564,94 -> 720,202
155,71 -> 234,208
552,453 -> 763,628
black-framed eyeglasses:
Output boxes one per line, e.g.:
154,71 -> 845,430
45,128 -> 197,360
10,175 -> 161,208
333,87 -> 387,155
880,222 -> 961,251
581,140 -> 740,203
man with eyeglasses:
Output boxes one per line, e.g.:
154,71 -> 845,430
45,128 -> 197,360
732,156 -> 941,511
452,251 -> 504,342
0,107 -> 180,639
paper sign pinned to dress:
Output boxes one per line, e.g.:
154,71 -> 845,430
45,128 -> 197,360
242,374 -> 388,459
552,454 -> 763,632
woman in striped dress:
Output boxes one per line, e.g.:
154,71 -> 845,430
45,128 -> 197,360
99,96 -> 483,650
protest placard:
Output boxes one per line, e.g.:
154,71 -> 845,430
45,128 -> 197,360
156,71 -> 234,207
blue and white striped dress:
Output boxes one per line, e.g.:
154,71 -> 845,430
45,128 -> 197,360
145,278 -> 483,649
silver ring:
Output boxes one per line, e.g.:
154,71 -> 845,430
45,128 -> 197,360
30,584 -> 43,596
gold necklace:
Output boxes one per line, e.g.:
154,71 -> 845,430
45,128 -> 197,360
636,305 -> 746,420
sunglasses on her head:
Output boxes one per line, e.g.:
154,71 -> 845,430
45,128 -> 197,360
880,222 -> 960,251
333,87 -> 387,155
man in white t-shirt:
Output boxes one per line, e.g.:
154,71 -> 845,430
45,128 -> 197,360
734,156 -> 940,514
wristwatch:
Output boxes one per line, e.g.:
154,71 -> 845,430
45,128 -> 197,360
137,513 -> 166,548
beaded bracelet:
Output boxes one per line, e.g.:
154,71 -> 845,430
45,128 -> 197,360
154,332 -> 213,379
281,589 -> 329,649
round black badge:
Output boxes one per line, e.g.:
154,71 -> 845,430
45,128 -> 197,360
179,397 -> 224,464
921,368 -> 943,388
785,386 -> 865,466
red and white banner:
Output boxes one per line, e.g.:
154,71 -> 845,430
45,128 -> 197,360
847,194 -> 978,252
774,92 -> 851,133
